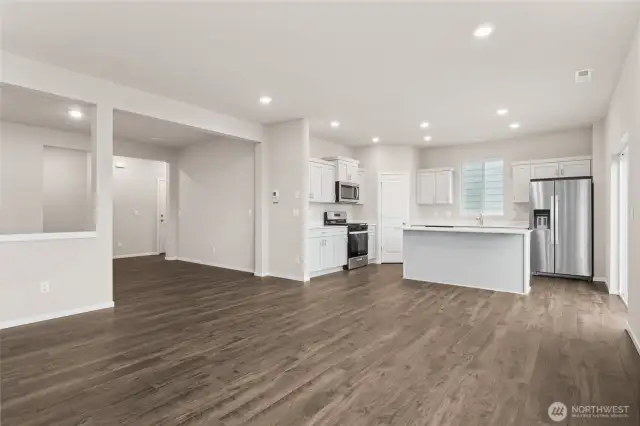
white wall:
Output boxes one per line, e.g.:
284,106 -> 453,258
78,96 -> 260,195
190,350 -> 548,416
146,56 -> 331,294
591,120 -> 607,279
310,136 -> 356,159
113,156 -> 167,257
263,119 -> 309,281
177,137 -> 255,272
42,146 -> 93,233
354,145 -> 419,223
415,127 -> 593,224
603,21 -> 640,346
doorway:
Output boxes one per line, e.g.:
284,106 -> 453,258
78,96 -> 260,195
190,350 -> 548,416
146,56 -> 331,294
379,173 -> 410,263
618,146 -> 630,305
157,178 -> 167,254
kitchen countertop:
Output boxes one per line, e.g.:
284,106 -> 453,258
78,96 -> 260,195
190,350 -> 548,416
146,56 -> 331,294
404,225 -> 532,235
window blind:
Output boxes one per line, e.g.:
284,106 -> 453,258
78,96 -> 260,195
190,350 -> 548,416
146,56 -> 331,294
461,160 -> 504,215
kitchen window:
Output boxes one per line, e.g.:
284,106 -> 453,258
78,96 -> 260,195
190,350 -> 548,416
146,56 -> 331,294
461,160 -> 504,216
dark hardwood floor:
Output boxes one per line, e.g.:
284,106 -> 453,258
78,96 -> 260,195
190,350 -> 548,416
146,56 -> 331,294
1,256 -> 638,425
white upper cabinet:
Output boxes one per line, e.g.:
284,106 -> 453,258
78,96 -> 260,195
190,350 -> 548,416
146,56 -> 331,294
417,168 -> 453,205
559,159 -> 591,177
512,164 -> 531,203
417,171 -> 436,205
434,171 -> 453,204
511,156 -> 591,204
309,159 -> 336,203
531,162 -> 559,179
324,157 -> 359,183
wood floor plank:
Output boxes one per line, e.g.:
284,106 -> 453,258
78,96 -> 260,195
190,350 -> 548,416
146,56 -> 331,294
1,256 -> 638,425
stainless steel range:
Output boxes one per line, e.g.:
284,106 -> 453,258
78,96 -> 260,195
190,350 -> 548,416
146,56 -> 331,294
324,211 -> 368,270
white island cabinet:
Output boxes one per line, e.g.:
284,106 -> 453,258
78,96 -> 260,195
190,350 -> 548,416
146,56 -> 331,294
403,226 -> 532,294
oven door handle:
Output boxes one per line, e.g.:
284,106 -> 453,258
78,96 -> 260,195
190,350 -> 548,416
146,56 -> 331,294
348,231 -> 368,235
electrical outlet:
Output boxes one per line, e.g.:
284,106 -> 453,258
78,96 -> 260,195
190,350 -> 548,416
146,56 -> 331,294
40,281 -> 51,294
117,241 -> 123,248
293,208 -> 300,217
133,210 -> 140,216
212,246 -> 216,254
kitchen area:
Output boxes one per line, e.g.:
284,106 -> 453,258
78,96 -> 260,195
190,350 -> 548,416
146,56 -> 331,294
307,143 -> 595,294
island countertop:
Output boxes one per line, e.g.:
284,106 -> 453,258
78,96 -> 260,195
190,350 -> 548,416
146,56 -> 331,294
404,225 -> 532,235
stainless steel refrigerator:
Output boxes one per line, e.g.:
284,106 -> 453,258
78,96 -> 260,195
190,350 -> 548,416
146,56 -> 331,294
529,177 -> 593,279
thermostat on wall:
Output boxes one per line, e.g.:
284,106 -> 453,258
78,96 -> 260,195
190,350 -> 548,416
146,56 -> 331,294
272,190 -> 279,204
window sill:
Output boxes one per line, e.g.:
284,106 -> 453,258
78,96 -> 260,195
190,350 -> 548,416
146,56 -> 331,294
0,231 -> 97,243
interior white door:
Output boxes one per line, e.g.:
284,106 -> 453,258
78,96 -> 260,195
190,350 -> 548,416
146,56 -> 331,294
157,178 -> 167,254
619,148 -> 629,305
380,173 -> 410,263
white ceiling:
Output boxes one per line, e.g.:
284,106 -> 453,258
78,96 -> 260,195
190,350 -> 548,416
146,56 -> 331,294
3,2 -> 639,147
0,84 -> 216,148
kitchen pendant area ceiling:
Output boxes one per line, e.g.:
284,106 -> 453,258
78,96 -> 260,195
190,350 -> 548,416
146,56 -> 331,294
3,2 -> 639,146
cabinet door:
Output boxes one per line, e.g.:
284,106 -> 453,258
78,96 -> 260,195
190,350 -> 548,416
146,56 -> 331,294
417,172 -> 436,205
333,234 -> 348,267
337,162 -> 349,182
435,171 -> 453,204
368,231 -> 375,260
346,163 -> 358,182
356,169 -> 365,204
321,237 -> 335,270
559,160 -> 590,177
531,162 -> 559,179
307,237 -> 323,272
512,164 -> 531,203
321,165 -> 336,202
309,162 -> 323,202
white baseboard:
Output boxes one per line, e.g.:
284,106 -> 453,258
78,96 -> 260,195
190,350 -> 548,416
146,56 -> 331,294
177,257 -> 254,274
0,301 -> 114,330
310,266 -> 344,279
165,256 -> 177,261
626,326 -> 640,356
254,272 -> 269,277
114,252 -> 159,259
593,277 -> 611,293
268,272 -> 305,282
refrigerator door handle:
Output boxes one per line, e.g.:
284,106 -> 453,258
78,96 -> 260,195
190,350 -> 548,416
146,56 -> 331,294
550,195 -> 556,245
553,195 -> 560,245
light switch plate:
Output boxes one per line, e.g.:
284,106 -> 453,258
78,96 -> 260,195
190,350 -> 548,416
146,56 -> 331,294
293,208 -> 300,217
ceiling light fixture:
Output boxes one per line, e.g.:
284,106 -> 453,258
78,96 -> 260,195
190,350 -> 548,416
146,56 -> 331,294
420,121 -> 430,129
509,123 -> 521,129
496,108 -> 508,116
330,121 -> 340,128
473,23 -> 495,39
423,136 -> 432,142
68,108 -> 84,119
259,96 -> 272,105
372,137 -> 380,143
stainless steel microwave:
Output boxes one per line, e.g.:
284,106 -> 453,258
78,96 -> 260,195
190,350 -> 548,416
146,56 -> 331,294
336,181 -> 359,203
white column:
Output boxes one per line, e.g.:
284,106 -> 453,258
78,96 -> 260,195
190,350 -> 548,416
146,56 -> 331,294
165,154 -> 180,260
91,103 -> 114,301
254,142 -> 268,276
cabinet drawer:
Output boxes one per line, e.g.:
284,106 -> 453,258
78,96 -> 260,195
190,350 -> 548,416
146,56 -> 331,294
309,228 -> 347,238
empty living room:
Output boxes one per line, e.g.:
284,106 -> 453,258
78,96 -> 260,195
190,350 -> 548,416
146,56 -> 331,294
1,2 -> 639,425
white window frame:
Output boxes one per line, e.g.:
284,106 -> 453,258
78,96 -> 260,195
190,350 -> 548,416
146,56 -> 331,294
460,159 -> 505,217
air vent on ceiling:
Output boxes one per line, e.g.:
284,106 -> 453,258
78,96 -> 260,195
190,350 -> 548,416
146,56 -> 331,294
575,69 -> 592,83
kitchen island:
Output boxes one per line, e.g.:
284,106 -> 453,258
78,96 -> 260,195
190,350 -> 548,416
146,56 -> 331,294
403,226 -> 532,294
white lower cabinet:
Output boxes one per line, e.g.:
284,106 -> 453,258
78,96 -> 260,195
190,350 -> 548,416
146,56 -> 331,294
308,228 -> 348,277
368,226 -> 376,262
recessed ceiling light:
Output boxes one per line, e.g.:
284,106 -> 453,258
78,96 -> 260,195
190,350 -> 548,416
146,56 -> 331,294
473,23 -> 494,39
423,136 -> 432,142
420,121 -> 430,129
372,137 -> 380,143
509,123 -> 521,129
259,96 -> 272,105
496,108 -> 508,116
330,121 -> 340,128
68,108 -> 83,119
